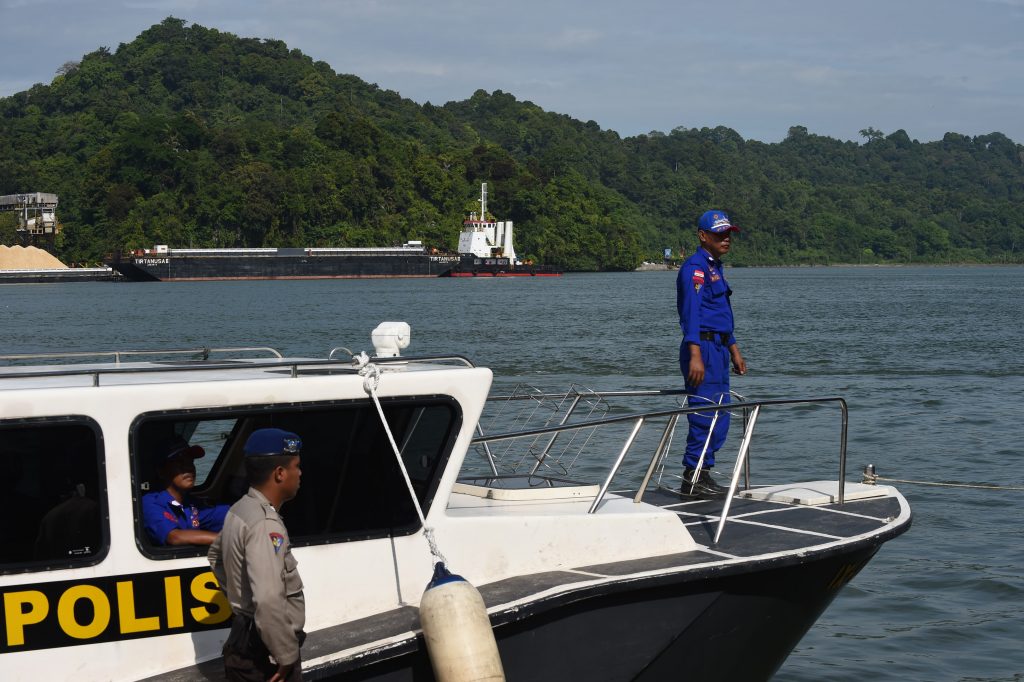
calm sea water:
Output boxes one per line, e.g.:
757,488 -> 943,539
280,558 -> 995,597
2,267 -> 1023,681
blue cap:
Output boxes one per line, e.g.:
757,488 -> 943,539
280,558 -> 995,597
244,428 -> 302,457
159,435 -> 204,461
698,210 -> 740,233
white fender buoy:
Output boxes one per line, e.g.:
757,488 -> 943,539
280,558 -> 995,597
419,562 -> 505,682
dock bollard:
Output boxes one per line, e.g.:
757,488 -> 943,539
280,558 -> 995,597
863,464 -> 877,484
419,562 -> 505,682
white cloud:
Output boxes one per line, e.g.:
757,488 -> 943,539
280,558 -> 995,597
371,60 -> 448,78
791,65 -> 842,86
121,0 -> 199,9
545,27 -> 602,50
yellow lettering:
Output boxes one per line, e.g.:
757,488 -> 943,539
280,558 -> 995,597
57,585 -> 111,639
164,576 -> 184,629
4,590 -> 49,647
190,572 -> 231,625
116,581 -> 160,634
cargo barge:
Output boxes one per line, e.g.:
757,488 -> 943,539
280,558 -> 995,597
110,184 -> 561,281
0,267 -> 120,284
109,244 -> 462,281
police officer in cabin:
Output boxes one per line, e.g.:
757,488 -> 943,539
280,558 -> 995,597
142,435 -> 229,546
209,428 -> 306,682
676,210 -> 747,496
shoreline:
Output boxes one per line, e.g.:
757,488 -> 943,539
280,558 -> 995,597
635,261 -> 1024,271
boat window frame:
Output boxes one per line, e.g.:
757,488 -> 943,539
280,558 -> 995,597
130,395 -> 463,561
0,415 -> 109,575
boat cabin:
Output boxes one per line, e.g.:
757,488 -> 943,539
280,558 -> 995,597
0,344 -> 491,678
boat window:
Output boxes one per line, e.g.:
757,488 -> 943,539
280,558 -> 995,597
132,397 -> 461,557
0,418 -> 107,574
186,418 -> 238,485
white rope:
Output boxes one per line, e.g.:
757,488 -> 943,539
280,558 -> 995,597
872,475 -> 1024,491
356,355 -> 447,565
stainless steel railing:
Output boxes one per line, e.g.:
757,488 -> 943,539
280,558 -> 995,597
0,350 -> 476,386
0,346 -> 285,363
471,394 -> 849,543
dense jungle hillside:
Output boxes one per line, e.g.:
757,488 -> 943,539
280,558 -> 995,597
2,17 -> 1023,269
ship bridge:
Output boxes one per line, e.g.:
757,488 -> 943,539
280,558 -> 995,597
458,183 -> 517,261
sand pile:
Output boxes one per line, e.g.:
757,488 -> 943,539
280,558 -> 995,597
0,245 -> 69,270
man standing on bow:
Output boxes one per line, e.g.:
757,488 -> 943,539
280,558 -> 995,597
209,428 -> 305,682
676,210 -> 747,496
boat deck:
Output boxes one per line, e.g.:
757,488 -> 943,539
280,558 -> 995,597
145,486 -> 909,681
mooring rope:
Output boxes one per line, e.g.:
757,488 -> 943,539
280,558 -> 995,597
864,469 -> 1024,491
355,352 -> 447,565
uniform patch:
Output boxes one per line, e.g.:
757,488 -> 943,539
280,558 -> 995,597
163,511 -> 176,522
269,532 -> 285,554
692,270 -> 705,281
694,283 -> 702,293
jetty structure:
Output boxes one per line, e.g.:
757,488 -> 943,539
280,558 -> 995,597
0,192 -> 118,283
0,192 -> 60,246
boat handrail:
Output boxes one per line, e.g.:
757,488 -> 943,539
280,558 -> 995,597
481,386 -> 743,479
0,346 -> 285,362
0,353 -> 477,386
328,346 -> 355,360
487,388 -> 690,401
471,395 -> 849,540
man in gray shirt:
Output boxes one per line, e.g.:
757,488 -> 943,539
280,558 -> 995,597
209,428 -> 305,682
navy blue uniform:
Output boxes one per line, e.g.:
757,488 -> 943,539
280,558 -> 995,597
142,489 -> 229,545
677,247 -> 736,468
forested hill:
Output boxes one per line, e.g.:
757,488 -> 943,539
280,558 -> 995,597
2,18 -> 1023,269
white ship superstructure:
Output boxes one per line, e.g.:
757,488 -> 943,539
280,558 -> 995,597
458,183 -> 517,262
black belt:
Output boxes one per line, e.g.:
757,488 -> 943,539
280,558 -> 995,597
699,331 -> 730,344
224,614 -> 306,657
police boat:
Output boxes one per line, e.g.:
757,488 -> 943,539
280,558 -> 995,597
0,322 -> 911,681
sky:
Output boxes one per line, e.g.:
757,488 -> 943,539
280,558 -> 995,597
2,0 -> 1024,144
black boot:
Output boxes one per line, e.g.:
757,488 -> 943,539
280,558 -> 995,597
681,468 -> 728,497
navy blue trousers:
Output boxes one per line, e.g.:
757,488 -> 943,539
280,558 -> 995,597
679,338 -> 731,469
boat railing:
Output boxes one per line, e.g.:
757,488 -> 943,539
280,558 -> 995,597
473,383 -> 612,476
0,350 -> 476,386
471,393 -> 849,543
477,386 -> 711,477
0,346 -> 285,363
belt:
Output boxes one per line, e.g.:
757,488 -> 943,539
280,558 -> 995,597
699,331 -> 730,344
224,614 -> 307,656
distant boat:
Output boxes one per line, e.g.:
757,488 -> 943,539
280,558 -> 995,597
109,243 -> 462,281
0,244 -> 118,283
109,184 -> 561,281
442,183 -> 562,277
0,266 -> 119,284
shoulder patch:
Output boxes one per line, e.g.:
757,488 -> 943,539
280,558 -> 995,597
163,511 -> 176,522
269,532 -> 285,554
692,270 -> 705,280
